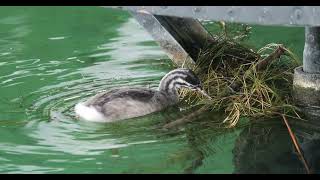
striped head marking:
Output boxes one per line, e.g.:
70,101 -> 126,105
159,68 -> 203,92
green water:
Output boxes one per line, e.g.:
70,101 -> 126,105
0,6 -> 313,174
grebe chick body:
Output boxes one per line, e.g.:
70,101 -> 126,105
75,68 -> 209,122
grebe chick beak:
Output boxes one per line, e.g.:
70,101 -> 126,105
196,87 -> 212,100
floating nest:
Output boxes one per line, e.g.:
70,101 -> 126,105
164,22 -> 302,129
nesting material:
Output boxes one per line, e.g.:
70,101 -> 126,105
178,34 -> 302,128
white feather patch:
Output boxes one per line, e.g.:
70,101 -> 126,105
74,102 -> 107,122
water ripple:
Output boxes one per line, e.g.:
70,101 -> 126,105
0,11 -> 187,173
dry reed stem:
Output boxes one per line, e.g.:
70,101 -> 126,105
281,114 -> 311,174
256,45 -> 286,70
162,106 -> 208,129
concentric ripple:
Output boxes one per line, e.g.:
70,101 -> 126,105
0,8 -> 194,173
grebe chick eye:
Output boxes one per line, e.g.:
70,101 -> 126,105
75,68 -> 210,122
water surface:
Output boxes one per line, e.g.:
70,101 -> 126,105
0,6 -> 317,174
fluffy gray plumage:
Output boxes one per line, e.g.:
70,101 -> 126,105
75,68 -> 206,122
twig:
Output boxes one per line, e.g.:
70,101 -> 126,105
256,45 -> 286,71
163,107 -> 208,129
281,114 -> 311,174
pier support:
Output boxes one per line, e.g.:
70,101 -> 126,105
293,27 -> 320,121
129,10 -> 215,68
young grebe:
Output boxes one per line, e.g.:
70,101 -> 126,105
75,68 -> 210,122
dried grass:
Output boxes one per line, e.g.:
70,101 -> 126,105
177,25 -> 302,128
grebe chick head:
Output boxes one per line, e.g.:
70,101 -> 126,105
159,68 -> 210,98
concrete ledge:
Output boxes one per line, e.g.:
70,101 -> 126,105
293,66 -> 320,121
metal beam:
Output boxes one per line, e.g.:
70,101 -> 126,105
129,11 -> 215,67
108,6 -> 320,27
